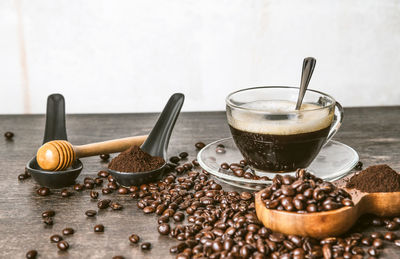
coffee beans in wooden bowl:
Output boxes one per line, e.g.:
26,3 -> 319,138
260,169 -> 354,213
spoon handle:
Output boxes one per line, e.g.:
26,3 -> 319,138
295,57 -> 316,110
74,135 -> 147,158
141,93 -> 185,158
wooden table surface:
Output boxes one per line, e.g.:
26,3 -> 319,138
0,107 -> 399,259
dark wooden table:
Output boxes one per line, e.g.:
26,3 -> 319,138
1,107 -> 399,259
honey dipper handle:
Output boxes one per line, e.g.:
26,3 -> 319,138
73,135 -> 147,158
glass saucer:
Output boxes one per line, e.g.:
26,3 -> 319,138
197,137 -> 359,190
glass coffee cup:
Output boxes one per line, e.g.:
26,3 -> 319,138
226,86 -> 343,173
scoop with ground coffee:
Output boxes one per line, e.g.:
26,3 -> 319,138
346,164 -> 400,193
108,146 -> 165,173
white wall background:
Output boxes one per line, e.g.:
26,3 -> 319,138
1,0 -> 400,114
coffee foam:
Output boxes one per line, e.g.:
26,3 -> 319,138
228,100 -> 333,135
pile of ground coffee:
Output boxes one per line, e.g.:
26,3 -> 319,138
108,146 -> 165,173
346,164 -> 400,192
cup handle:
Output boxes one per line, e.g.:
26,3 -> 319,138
325,101 -> 344,145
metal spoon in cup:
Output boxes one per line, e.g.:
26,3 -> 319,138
295,57 -> 316,110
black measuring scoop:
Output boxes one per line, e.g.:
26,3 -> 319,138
26,94 -> 83,188
108,93 -> 184,186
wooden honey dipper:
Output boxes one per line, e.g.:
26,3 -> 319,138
36,135 -> 147,171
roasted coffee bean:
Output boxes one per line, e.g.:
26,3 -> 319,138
216,147 -> 226,154
141,242 -> 151,250
43,217 -> 53,225
192,159 -> 199,167
361,237 -> 372,246
371,217 -> 384,226
384,232 -> 397,241
18,174 -> 28,180
42,210 -> 55,218
50,234 -> 63,243
355,161 -> 363,170
170,156 -> 180,163
90,190 -> 99,199
117,187 -> 129,194
240,192 -> 252,201
97,199 -> 111,209
179,152 -> 189,159
26,250 -> 37,258
143,206 -> 155,214
4,131 -> 14,140
372,238 -> 383,248
100,154 -> 110,161
85,210 -> 97,217
158,223 -> 171,235
37,187 -> 50,196
368,247 -> 379,256
98,170 -> 109,178
61,189 -> 72,197
108,182 -> 118,190
57,240 -> 69,251
173,212 -> 185,222
385,221 -> 399,230
73,184 -> 84,191
102,188 -> 113,194
395,239 -> 400,247
112,256 -> 124,259
111,202 -> 123,210
62,227 -> 74,235
129,233 -> 140,243
84,182 -> 94,189
195,142 -> 206,150
94,224 -> 104,232
94,177 -> 103,186
370,232 -> 382,239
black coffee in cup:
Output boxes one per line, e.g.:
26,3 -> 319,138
227,100 -> 334,172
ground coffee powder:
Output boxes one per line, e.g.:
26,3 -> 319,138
346,164 -> 400,192
108,146 -> 165,173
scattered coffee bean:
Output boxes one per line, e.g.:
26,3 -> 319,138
179,152 -> 188,159
4,131 -> 14,140
100,154 -> 110,161
57,240 -> 69,251
97,199 -> 111,209
355,161 -> 363,170
73,184 -> 84,191
372,238 -> 384,248
215,146 -> 226,154
42,210 -> 55,218
395,239 -> 400,247
129,234 -> 140,244
158,223 -> 171,235
385,221 -> 399,231
62,227 -> 74,235
18,174 -> 28,180
61,189 -> 72,197
90,190 -> 99,199
43,217 -> 53,225
85,210 -> 97,217
94,224 -> 104,232
110,202 -> 123,210
141,242 -> 151,250
112,256 -> 124,259
37,187 -> 50,196
25,250 -> 37,259
94,177 -> 103,186
170,156 -> 180,164
98,170 -> 109,178
117,187 -> 129,195
143,206 -> 155,214
195,142 -> 205,150
102,188 -> 113,195
384,231 -> 397,241
50,234 -> 63,243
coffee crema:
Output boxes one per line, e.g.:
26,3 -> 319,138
228,100 -> 334,172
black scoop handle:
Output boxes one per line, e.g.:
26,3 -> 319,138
42,94 -> 68,144
141,93 -> 185,158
